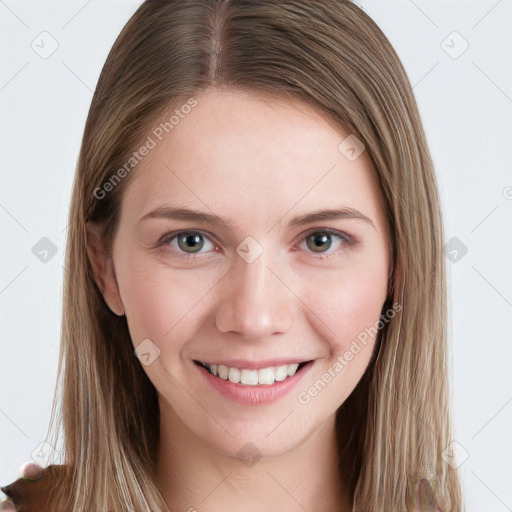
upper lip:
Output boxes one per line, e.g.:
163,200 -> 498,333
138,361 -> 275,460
194,358 -> 311,370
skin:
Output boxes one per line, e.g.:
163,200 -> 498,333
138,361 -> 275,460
86,87 -> 390,512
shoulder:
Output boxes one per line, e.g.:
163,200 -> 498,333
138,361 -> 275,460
1,464 -> 69,512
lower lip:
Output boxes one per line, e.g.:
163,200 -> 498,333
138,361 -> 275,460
195,361 -> 314,405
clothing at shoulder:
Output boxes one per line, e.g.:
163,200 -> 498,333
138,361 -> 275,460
1,464 -> 67,512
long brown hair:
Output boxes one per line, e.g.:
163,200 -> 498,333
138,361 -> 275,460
44,1 -> 464,510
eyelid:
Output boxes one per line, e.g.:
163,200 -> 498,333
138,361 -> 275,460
298,227 -> 353,243
158,229 -> 217,246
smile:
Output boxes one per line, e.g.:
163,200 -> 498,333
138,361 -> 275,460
194,361 -> 310,386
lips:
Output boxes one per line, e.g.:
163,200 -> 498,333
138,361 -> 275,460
194,358 -> 314,405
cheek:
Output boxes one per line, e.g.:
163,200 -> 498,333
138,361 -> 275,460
294,265 -> 388,411
116,255 -> 222,350
303,260 -> 388,354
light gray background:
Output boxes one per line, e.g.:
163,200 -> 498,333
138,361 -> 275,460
1,1 -> 511,510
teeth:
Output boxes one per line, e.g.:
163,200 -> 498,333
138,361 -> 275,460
218,364 -> 229,380
201,361 -> 304,385
228,367 -> 241,383
258,367 -> 273,385
286,363 -> 299,376
274,365 -> 287,382
241,369 -> 259,385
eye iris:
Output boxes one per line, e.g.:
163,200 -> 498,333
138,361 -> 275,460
178,233 -> 204,253
307,232 -> 332,252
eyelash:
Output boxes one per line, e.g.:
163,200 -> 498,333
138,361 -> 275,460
156,228 -> 354,260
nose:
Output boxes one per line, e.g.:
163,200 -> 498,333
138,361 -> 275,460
214,251 -> 295,341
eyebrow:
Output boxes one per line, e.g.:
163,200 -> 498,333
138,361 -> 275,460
139,206 -> 376,230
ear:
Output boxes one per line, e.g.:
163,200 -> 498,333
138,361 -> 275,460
85,221 -> 125,316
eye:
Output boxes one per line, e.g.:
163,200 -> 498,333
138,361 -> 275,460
161,230 -> 216,255
156,228 -> 352,259
300,229 -> 351,255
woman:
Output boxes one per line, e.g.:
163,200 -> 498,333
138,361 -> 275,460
1,1 -> 463,510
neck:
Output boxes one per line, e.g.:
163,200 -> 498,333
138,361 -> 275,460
154,396 -> 351,512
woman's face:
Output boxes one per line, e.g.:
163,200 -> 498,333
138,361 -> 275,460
97,88 -> 390,457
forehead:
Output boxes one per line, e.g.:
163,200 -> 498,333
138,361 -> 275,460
121,88 -> 385,232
